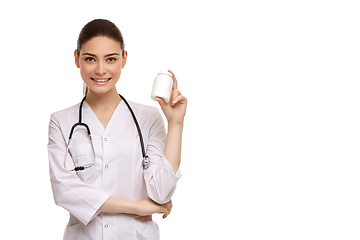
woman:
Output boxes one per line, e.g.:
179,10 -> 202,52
48,19 -> 187,240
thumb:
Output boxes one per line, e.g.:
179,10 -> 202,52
155,97 -> 167,109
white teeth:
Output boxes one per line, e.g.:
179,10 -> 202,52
92,78 -> 110,82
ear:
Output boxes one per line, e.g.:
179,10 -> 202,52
74,50 -> 80,68
121,50 -> 128,69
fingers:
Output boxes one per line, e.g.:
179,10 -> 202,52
165,70 -> 186,107
157,88 -> 186,109
171,91 -> 187,107
164,200 -> 172,213
168,70 -> 178,90
162,200 -> 173,219
155,97 -> 167,108
160,204 -> 170,219
160,206 -> 170,219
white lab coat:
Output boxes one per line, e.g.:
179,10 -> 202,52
48,100 -> 181,240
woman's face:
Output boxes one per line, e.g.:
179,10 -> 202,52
74,36 -> 127,95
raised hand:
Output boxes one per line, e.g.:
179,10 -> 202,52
155,70 -> 187,125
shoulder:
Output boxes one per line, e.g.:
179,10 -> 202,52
125,100 -> 163,124
50,103 -> 80,123
126,100 -> 160,117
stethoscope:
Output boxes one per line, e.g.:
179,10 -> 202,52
63,94 -> 149,172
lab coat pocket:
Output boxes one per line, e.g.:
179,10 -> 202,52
135,216 -> 160,240
64,223 -> 81,240
69,143 -> 96,181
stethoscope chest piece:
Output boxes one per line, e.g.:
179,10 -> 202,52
143,156 -> 150,170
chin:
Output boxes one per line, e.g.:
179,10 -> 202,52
91,87 -> 116,95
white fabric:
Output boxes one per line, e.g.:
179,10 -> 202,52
48,100 -> 181,240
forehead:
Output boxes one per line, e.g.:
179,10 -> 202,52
81,36 -> 121,55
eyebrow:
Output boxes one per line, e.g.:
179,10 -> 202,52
82,52 -> 120,57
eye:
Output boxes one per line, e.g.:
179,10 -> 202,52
85,57 -> 95,62
106,57 -> 117,62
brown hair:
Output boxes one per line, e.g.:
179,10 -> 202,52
77,19 -> 125,95
77,19 -> 125,56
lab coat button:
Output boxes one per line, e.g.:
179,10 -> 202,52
104,224 -> 108,228
104,138 -> 107,141
105,165 -> 109,169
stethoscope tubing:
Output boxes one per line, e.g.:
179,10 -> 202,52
63,94 -> 149,172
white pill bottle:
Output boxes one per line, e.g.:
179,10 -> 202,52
151,70 -> 173,103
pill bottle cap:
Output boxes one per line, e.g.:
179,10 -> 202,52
158,70 -> 172,78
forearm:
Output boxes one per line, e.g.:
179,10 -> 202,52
164,122 -> 183,174
97,197 -> 171,218
97,196 -> 136,214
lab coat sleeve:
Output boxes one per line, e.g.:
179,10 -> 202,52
143,109 -> 182,204
48,114 -> 110,225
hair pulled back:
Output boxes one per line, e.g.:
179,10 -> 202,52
77,19 -> 125,56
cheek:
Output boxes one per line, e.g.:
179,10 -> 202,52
79,63 -> 91,76
109,63 -> 123,76
79,67 -> 94,84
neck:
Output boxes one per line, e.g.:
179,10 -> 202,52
85,87 -> 121,109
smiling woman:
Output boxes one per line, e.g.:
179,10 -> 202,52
74,19 -> 126,96
48,19 -> 187,240
74,36 -> 127,94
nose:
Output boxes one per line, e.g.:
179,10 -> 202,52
95,62 -> 106,75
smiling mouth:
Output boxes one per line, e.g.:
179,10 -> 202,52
91,78 -> 111,83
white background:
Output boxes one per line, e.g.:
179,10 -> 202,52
1,0 -> 359,239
